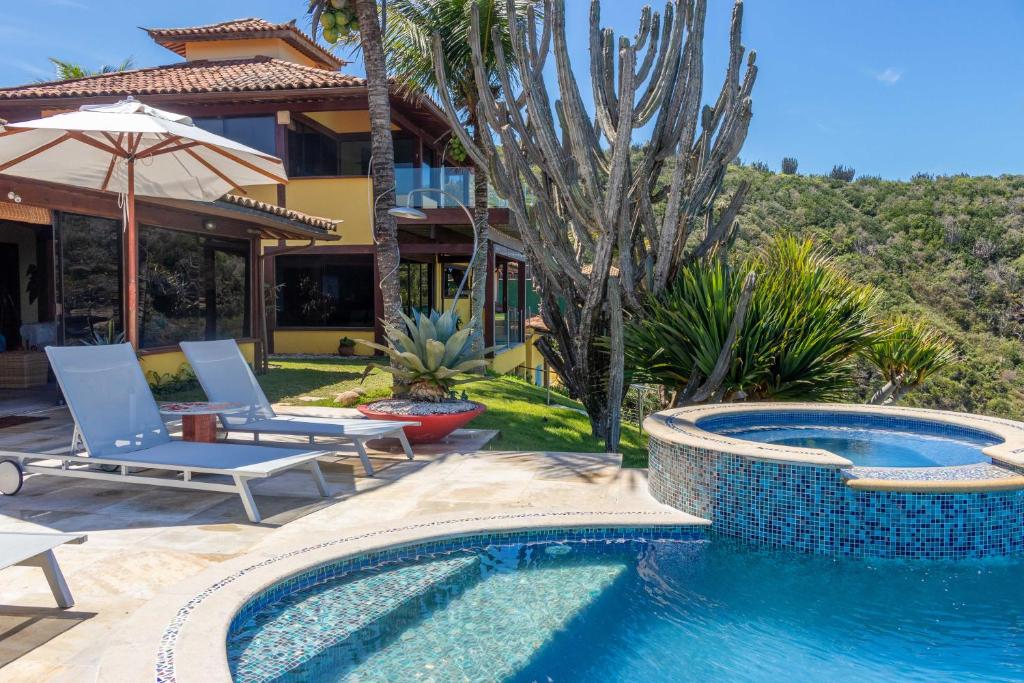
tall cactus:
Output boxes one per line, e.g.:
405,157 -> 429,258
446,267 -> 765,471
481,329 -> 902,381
431,0 -> 757,448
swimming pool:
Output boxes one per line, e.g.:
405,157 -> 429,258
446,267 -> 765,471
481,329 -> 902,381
697,411 -> 1001,467
227,535 -> 1024,682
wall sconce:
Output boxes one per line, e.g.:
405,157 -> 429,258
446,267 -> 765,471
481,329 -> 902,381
203,219 -> 217,231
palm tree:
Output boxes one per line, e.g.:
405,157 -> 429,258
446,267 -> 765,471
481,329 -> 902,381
44,57 -> 135,81
382,0 -> 534,354
309,0 -> 403,334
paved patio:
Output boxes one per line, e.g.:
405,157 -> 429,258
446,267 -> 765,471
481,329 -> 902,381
0,405 -> 681,682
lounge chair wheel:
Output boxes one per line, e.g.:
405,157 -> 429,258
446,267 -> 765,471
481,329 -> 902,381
0,459 -> 23,496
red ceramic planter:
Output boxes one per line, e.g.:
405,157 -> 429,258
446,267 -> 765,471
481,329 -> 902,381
356,402 -> 486,443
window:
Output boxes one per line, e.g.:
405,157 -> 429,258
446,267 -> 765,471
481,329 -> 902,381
276,254 -> 375,327
288,120 -> 339,177
494,259 -> 523,346
193,116 -> 275,155
56,212 -> 122,344
441,263 -> 467,299
337,136 -> 371,176
138,226 -> 250,349
287,122 -> 419,178
399,260 -> 433,316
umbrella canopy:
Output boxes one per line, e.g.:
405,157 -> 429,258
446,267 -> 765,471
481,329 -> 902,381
0,97 -> 288,347
0,97 -> 285,201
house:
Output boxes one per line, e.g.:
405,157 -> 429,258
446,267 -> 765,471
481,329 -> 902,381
0,17 -> 530,384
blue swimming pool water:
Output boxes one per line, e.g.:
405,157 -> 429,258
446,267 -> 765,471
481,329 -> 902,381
228,538 -> 1024,682
698,412 -> 1000,467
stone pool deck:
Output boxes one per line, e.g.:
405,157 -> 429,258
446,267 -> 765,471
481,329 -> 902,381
0,405 -> 691,682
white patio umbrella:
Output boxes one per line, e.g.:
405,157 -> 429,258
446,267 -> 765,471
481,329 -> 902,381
0,96 -> 287,347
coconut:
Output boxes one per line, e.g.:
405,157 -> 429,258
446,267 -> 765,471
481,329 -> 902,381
320,12 -> 336,29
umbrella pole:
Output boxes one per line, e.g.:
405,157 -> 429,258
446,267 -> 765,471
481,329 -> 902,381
125,157 -> 139,348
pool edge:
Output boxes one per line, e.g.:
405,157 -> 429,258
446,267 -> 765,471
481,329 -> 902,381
99,509 -> 708,683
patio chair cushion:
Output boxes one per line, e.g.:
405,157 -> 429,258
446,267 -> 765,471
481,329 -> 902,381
179,340 -> 275,427
45,344 -> 171,458
238,415 -> 414,439
98,441 -> 324,477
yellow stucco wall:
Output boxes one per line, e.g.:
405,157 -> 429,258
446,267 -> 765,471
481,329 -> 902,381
491,343 -> 526,375
273,329 -> 377,356
284,177 -> 373,244
139,342 -> 255,384
185,39 -> 317,67
240,184 -> 280,206
306,110 -> 398,134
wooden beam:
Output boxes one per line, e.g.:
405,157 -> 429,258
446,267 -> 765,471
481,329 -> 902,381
198,143 -> 287,184
0,132 -> 72,172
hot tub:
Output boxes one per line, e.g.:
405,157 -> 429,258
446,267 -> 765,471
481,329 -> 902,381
644,403 -> 1024,559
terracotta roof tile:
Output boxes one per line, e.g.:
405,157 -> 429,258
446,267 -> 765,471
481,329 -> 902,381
145,17 -> 343,70
0,57 -> 365,101
221,193 -> 339,233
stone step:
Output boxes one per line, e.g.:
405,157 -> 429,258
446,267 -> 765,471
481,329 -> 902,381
228,553 -> 482,682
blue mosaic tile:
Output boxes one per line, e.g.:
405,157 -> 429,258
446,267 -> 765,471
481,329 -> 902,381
154,514 -> 705,683
648,428 -> 1024,560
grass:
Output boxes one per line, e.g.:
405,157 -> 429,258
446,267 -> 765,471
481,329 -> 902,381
158,356 -> 648,467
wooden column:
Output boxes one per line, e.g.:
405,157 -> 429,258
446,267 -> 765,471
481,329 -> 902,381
484,242 -> 495,349
124,157 -> 139,348
516,259 -> 526,343
373,249 -> 384,345
275,111 -> 290,207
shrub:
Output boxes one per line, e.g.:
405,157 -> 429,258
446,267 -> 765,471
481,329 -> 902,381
863,316 -> 957,404
750,161 -> 771,173
830,165 -> 856,182
625,237 -> 880,402
781,157 -> 798,174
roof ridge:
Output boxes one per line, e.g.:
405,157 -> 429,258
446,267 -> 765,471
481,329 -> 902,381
0,56 -> 283,94
144,17 -> 274,33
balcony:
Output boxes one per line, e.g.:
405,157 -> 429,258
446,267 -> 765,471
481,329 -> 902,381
395,167 -> 507,209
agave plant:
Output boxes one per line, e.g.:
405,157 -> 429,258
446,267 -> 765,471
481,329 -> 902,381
360,308 -> 492,401
864,316 -> 957,404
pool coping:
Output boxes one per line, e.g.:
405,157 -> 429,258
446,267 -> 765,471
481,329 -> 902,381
644,402 -> 1024,489
98,509 -> 707,683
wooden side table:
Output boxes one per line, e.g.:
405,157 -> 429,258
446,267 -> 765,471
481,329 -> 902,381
158,402 -> 246,443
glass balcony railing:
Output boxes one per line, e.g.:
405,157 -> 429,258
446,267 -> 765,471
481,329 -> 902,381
395,166 -> 508,209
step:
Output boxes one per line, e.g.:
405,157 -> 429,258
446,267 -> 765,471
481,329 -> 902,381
228,553 -> 482,683
335,556 -> 629,682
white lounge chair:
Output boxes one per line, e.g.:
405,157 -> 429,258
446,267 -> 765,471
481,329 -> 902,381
0,532 -> 86,607
1,344 -> 330,523
179,340 -> 418,476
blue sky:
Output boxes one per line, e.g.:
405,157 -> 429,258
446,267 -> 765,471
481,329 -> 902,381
1,0 -> 1022,179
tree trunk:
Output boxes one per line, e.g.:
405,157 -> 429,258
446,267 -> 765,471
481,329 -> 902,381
469,123 -> 490,356
356,0 -> 403,331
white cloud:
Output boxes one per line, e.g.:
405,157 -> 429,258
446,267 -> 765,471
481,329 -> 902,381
874,67 -> 903,85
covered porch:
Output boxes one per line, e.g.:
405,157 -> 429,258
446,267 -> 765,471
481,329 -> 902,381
0,174 -> 338,406
265,221 -> 529,369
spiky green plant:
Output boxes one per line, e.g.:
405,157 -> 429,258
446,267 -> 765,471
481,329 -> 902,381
359,308 -> 493,401
625,237 -> 881,403
864,316 -> 958,404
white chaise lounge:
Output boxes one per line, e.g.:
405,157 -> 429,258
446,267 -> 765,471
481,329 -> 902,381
1,344 -> 331,523
0,532 -> 86,607
180,340 -> 418,476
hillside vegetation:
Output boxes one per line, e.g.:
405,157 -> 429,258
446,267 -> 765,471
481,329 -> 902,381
721,166 -> 1024,419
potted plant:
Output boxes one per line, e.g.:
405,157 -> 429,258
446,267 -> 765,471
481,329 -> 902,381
356,309 -> 491,443
337,336 -> 357,357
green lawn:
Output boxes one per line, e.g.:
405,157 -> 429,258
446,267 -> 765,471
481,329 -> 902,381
158,356 -> 648,467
